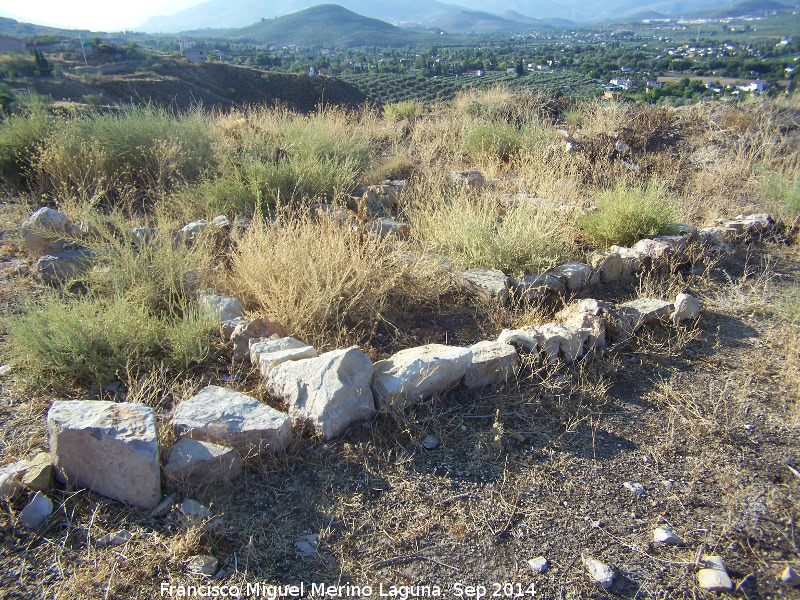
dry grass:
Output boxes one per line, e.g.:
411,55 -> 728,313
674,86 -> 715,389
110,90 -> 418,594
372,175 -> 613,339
225,207 -> 446,350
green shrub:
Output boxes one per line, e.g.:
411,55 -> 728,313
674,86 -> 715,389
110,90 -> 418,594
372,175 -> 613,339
462,122 -> 522,161
6,295 -> 213,385
0,92 -> 53,186
38,103 -> 216,202
579,181 -> 675,248
384,101 -> 419,121
760,173 -> 800,217
410,193 -> 577,276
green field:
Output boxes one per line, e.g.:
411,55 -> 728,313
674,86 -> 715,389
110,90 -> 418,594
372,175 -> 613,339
339,70 -> 604,105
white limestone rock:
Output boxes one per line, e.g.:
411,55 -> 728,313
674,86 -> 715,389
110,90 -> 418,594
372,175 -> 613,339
267,347 -> 375,440
547,262 -> 593,291
257,345 -> 318,378
632,238 -> 672,261
187,555 -> 218,576
35,249 -> 93,284
180,498 -> 212,518
619,298 -> 674,333
231,317 -> 284,361
364,218 -> 411,240
583,556 -> 615,589
21,452 -> 53,492
372,344 -> 473,409
96,529 -> 133,547
198,294 -> 243,323
172,386 -> 292,453
624,481 -> 645,496
527,557 -> 548,574
538,322 -> 582,364
0,459 -> 28,500
515,273 -> 565,301
164,438 -> 242,483
697,556 -> 733,592
47,400 -> 160,508
450,169 -> 484,188
463,340 -> 519,389
653,525 -> 683,545
454,268 -> 512,304
20,207 -> 72,256
498,327 -> 539,352
781,566 -> 800,586
672,293 -> 700,324
20,492 -> 52,529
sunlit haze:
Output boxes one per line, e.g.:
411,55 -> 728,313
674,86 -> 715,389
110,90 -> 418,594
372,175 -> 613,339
0,0 -> 204,31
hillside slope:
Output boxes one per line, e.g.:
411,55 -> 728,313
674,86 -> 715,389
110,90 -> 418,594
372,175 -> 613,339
223,5 -> 431,47
14,60 -> 368,112
427,9 -> 546,32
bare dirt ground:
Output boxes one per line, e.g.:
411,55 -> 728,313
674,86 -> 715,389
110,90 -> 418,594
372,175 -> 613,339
1,226 -> 799,599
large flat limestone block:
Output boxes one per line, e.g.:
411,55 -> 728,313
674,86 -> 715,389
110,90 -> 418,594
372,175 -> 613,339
267,347 -> 375,440
372,344 -> 473,409
47,401 -> 160,508
463,341 -> 519,389
172,386 -> 292,453
453,268 -> 512,304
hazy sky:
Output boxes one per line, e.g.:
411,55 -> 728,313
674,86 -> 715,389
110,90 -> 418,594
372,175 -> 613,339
0,0 -> 204,31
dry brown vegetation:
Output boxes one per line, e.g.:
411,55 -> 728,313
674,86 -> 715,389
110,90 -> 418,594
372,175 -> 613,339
0,89 -> 799,598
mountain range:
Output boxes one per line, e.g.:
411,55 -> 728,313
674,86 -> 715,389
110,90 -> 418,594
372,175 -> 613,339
138,0 -> 799,32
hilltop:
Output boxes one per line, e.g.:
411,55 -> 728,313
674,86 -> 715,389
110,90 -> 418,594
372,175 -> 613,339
222,5 -> 434,47
426,9 -> 548,33
12,58 -> 368,112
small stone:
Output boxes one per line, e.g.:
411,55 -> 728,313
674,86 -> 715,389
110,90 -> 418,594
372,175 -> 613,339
615,140 -> 631,153
198,294 -> 243,323
20,207 -> 72,256
653,525 -> 683,545
230,317 -> 284,361
35,250 -> 93,284
661,480 -> 674,489
0,460 -> 29,500
295,534 -> 318,556
497,328 -> 539,352
96,530 -> 133,547
181,220 -> 208,240
249,336 -> 307,364
149,494 -> 176,518
619,299 -> 674,333
364,218 -> 410,240
164,439 -> 242,483
672,293 -> 699,324
187,555 -> 218,576
130,227 -> 157,245
781,566 -> 800,586
454,268 -> 512,304
583,556 -> 614,589
0,365 -> 10,376
21,452 -> 52,492
515,273 -> 565,301
450,169 -> 484,188
20,492 -> 53,529
422,435 -> 440,450
697,556 -> 733,592
211,215 -> 230,229
547,262 -> 592,291
180,499 -> 212,518
527,557 -> 548,574
631,238 -> 672,261
220,317 -> 246,341
624,482 -> 645,496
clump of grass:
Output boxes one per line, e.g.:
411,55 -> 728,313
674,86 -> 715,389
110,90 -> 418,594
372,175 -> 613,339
579,181 -> 675,248
760,173 -> 800,217
384,101 -> 419,122
5,208 -> 218,386
0,92 -> 53,187
409,190 -> 577,276
226,208 -> 443,348
462,122 -> 522,162
37,103 -> 216,204
7,294 -> 213,386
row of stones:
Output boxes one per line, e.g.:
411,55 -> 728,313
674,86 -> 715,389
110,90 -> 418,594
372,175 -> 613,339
452,213 -> 776,305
